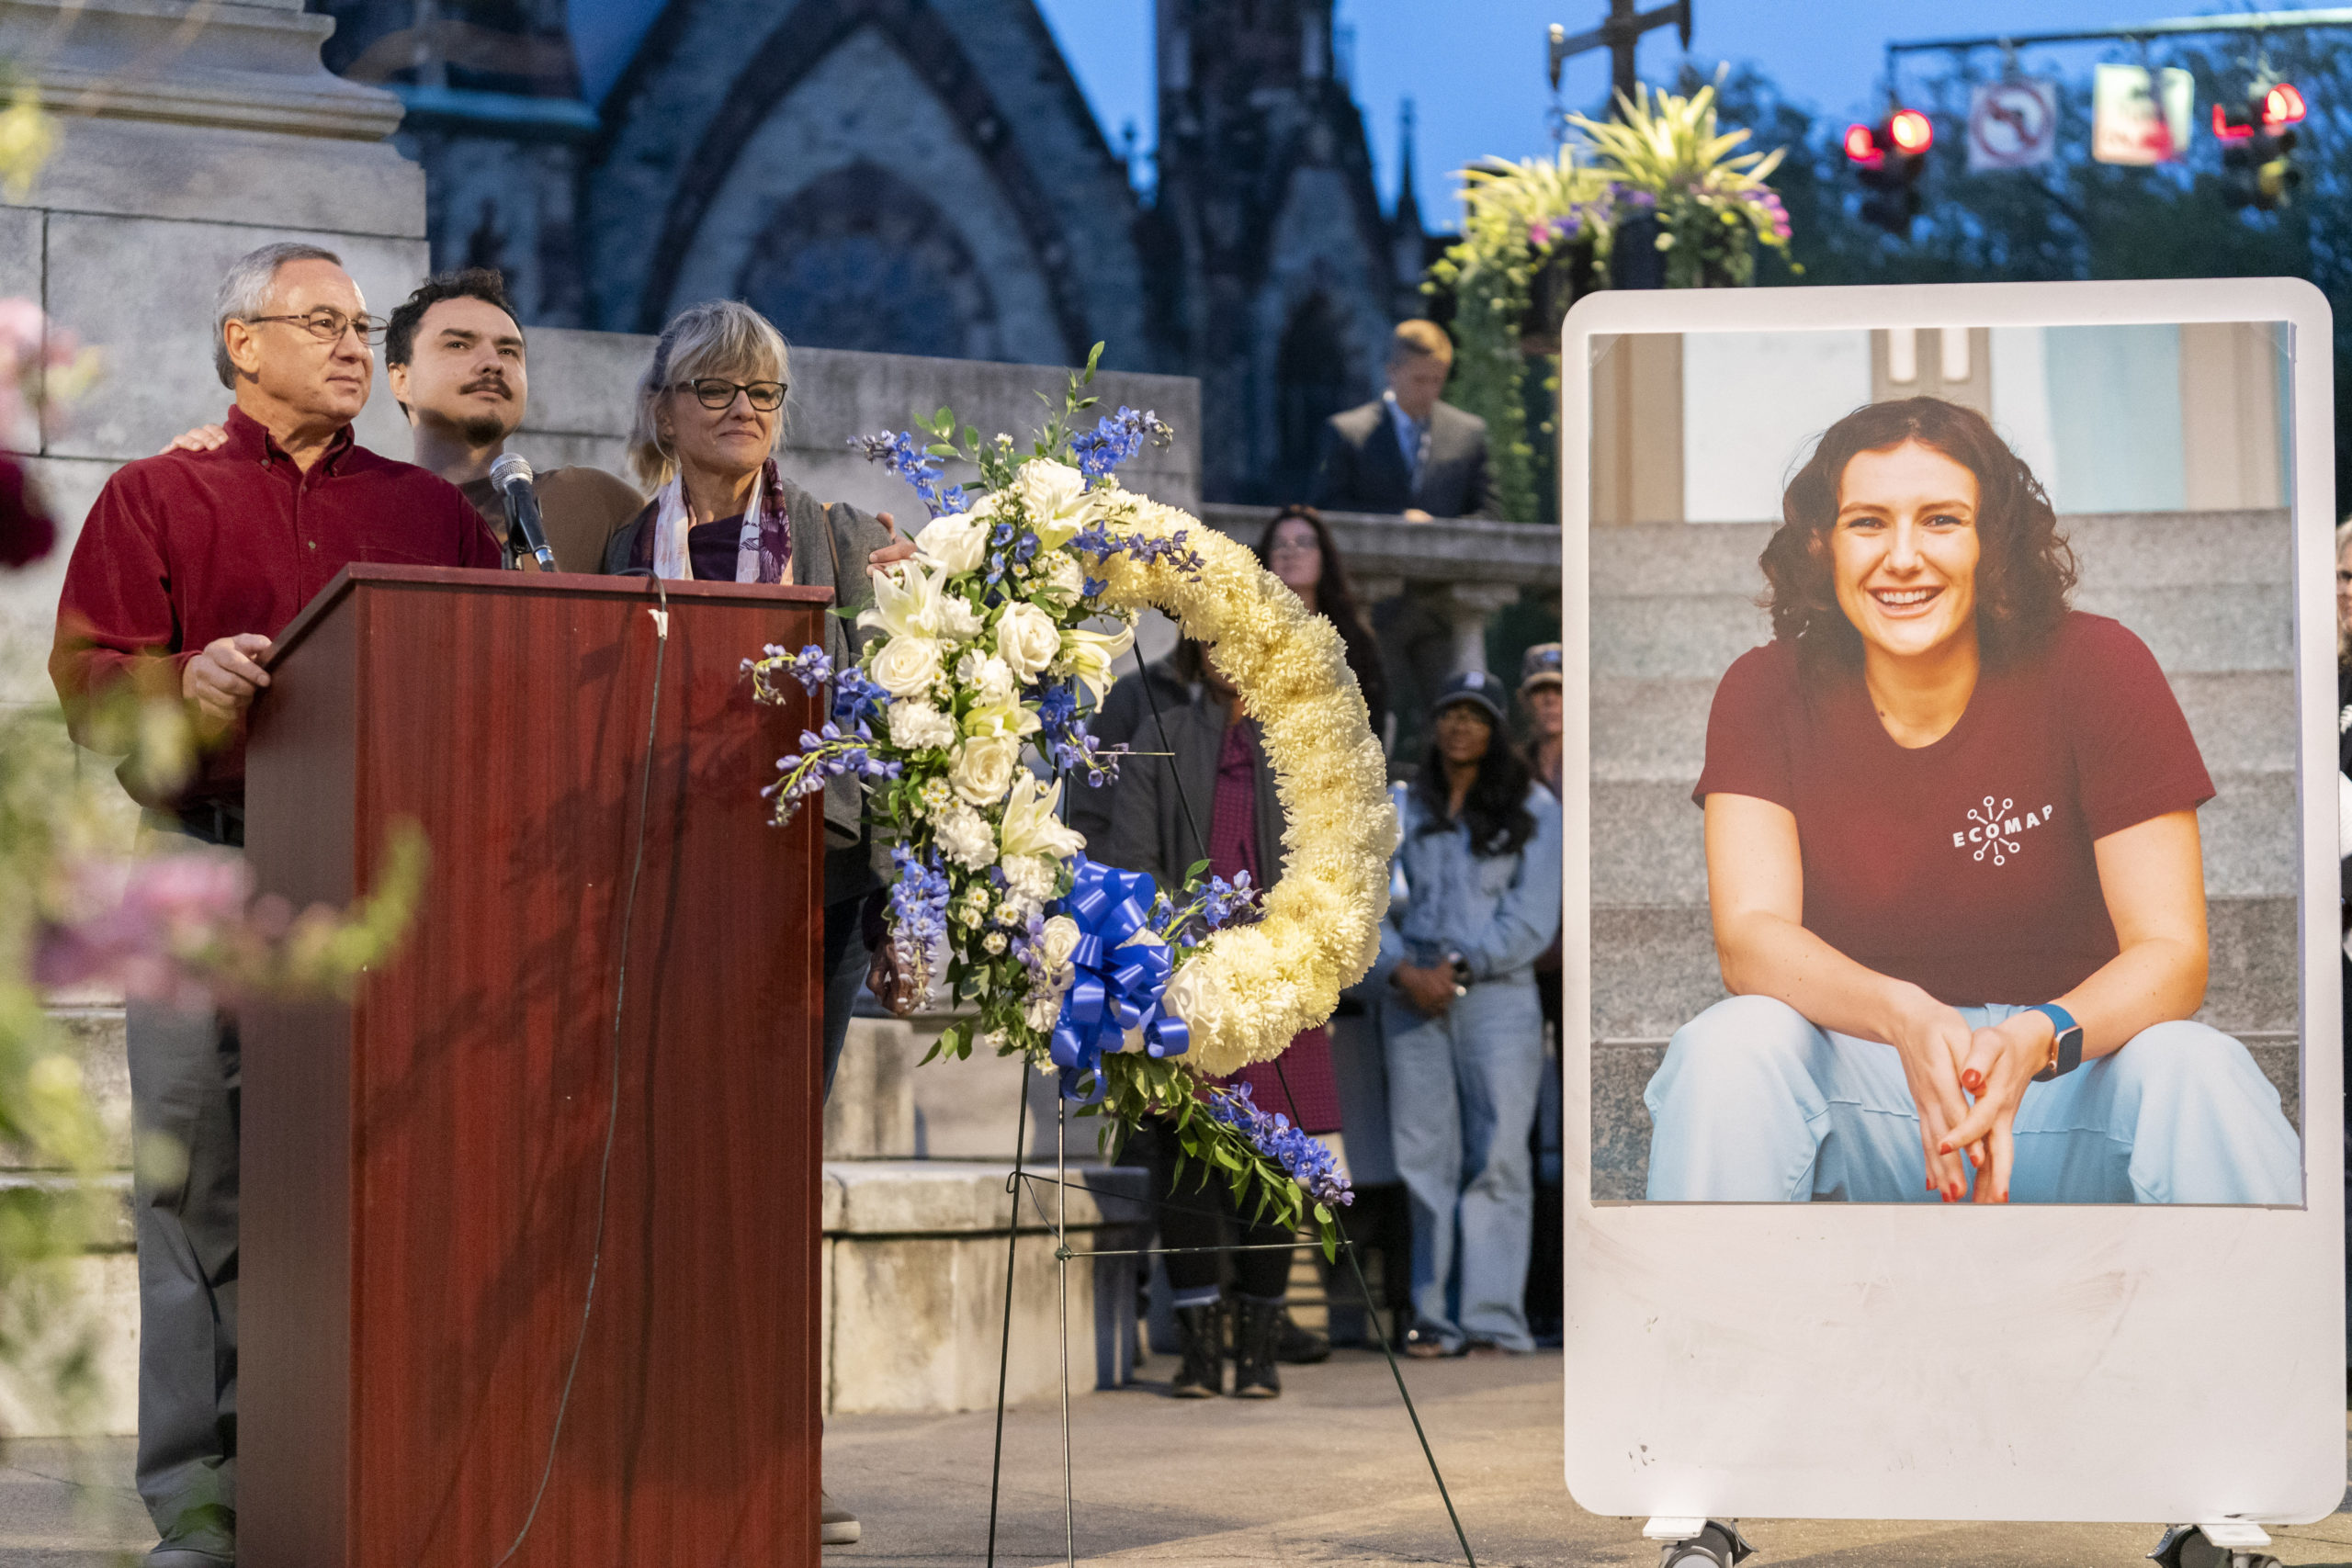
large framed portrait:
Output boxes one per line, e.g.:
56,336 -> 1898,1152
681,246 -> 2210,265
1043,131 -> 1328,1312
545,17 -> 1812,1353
1560,279 -> 2342,1521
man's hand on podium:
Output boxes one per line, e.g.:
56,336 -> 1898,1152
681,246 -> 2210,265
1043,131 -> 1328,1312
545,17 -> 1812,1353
184,632 -> 273,730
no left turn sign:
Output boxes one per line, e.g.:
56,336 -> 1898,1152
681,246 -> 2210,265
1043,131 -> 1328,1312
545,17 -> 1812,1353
1967,79 -> 2059,171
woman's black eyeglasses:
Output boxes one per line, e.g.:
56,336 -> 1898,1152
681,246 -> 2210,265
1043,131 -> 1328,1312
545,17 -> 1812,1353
682,378 -> 786,412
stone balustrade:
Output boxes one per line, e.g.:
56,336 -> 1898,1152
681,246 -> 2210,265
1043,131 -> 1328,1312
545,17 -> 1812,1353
1196,503 -> 1562,675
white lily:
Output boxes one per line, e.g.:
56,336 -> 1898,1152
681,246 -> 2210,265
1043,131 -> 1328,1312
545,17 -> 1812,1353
1013,457 -> 1102,550
1057,623 -> 1136,706
999,774 -> 1086,863
857,557 -> 948,639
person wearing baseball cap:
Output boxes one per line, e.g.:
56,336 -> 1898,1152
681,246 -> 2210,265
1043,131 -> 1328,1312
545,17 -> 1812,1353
1515,643 -> 1566,1343
1363,668 -> 1561,1357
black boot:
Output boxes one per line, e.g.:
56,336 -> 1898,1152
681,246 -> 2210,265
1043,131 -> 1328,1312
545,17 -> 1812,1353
1274,1304 -> 1330,1364
1232,1294 -> 1284,1398
1170,1302 -> 1224,1397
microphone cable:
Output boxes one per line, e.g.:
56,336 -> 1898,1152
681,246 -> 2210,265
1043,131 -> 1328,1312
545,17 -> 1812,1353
493,571 -> 670,1566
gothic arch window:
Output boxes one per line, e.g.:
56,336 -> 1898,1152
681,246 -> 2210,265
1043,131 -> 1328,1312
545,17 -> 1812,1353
1273,291 -> 1352,503
737,162 -> 1000,361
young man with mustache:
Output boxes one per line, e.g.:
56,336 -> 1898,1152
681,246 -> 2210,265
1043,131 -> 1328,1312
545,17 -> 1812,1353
166,270 -> 643,572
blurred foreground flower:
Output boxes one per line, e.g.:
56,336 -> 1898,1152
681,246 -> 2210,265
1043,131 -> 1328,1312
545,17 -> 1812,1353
34,824 -> 429,1010
0,85 -> 55,200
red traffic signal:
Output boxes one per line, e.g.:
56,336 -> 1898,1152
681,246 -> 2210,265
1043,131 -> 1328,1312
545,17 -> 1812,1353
1888,108 -> 1934,154
1844,122 -> 1883,164
2263,82 -> 2306,128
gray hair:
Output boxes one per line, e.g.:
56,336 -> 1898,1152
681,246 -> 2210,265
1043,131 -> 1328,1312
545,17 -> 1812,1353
627,299 -> 791,487
214,242 -> 345,389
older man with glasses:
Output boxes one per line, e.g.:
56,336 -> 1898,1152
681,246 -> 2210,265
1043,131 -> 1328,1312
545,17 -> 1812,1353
50,241 -> 500,1568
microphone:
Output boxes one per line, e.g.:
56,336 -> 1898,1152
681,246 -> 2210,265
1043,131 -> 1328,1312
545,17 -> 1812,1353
488,452 -> 558,573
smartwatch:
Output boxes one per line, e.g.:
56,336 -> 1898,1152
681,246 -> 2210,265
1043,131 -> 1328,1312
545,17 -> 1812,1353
2026,1002 -> 2085,1082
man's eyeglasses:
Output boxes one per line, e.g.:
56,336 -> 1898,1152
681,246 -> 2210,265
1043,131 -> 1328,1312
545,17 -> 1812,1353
245,310 -> 388,347
683,378 -> 786,412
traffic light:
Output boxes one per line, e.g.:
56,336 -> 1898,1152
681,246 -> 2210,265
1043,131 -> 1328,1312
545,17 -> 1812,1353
2216,81 -> 2306,210
1845,109 -> 1933,236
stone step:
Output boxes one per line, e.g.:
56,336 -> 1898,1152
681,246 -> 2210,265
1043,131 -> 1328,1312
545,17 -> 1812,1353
1591,770 -> 2296,906
1589,897 -> 2298,1042
1589,1035 -> 2302,1202
1590,583 -> 2291,681
1593,671 -> 2297,782
1591,512 -> 2292,599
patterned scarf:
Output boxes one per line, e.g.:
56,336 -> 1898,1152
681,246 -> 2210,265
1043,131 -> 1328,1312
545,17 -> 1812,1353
639,457 -> 792,581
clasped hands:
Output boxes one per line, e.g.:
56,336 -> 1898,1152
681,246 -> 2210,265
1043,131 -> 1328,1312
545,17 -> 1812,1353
1891,994 -> 2056,1204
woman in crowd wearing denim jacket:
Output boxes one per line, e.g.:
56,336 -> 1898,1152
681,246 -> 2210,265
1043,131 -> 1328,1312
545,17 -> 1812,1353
1364,671 -> 1562,1357
1648,396 -> 2298,1206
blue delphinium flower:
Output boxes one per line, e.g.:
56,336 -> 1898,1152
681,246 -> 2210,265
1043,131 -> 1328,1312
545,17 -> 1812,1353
1070,523 -> 1204,580
887,845 -> 952,987
1198,871 -> 1259,931
831,665 -> 888,731
852,430 -> 968,517
1204,1082 -> 1352,1209
745,641 -> 833,694
1070,406 -> 1175,479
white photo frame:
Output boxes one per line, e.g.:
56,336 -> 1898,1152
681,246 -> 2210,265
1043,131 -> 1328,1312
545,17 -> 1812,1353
1560,277 -> 2343,1523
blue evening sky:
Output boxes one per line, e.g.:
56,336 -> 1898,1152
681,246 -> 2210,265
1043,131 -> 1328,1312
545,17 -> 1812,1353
1031,1 -> 2306,217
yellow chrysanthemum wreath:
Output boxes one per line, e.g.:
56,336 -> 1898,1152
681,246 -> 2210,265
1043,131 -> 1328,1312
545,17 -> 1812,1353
1090,493 -> 1401,1077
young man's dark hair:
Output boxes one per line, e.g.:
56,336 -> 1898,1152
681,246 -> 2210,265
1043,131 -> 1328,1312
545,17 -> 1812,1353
384,268 -> 520,370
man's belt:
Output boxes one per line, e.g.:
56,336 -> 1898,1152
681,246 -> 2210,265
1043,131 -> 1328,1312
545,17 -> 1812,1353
173,800 -> 246,848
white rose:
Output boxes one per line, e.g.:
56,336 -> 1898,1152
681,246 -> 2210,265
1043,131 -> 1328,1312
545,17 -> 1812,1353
995,601 -> 1061,681
950,734 -> 1021,807
867,635 -> 944,700
934,803 -> 999,870
1162,960 -> 1229,1038
999,774 -> 1086,862
886,700 -> 956,751
1014,458 -> 1099,549
1057,624 -> 1136,707
1038,913 -> 1082,969
915,512 -> 989,574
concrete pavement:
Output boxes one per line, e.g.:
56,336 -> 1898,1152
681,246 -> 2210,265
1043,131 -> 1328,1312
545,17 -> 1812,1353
8,1349 -> 2349,1565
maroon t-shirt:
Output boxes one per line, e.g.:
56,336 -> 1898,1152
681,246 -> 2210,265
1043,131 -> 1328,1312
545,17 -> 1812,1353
1693,613 -> 2213,1005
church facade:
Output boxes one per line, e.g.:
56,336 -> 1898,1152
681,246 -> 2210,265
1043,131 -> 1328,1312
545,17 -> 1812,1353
310,0 -> 1428,502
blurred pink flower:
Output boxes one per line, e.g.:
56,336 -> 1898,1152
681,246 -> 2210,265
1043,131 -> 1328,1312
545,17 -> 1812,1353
35,850 -> 255,1010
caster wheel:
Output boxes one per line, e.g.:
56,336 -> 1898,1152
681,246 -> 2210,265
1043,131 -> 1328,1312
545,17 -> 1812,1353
1659,1522 -> 1753,1568
2149,1525 -> 2281,1568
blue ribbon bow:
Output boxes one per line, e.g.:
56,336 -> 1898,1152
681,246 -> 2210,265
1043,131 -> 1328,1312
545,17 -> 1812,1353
1049,855 -> 1191,1100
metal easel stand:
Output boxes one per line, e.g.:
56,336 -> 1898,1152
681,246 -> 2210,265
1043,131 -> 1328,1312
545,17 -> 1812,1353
2149,1522 -> 2281,1568
1642,1517 -> 1755,1568
978,1070 -> 1479,1568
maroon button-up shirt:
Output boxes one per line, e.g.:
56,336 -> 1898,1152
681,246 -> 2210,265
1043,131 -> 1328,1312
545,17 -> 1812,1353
51,405 -> 501,808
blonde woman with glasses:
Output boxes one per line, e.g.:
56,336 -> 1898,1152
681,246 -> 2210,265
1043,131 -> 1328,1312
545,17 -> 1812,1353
600,299 -> 913,1550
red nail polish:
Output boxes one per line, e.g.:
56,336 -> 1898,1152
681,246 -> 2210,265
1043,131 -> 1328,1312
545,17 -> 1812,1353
1938,1143 -> 1951,1155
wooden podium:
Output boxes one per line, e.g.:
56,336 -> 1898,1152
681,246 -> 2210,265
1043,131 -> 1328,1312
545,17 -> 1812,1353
240,566 -> 829,1567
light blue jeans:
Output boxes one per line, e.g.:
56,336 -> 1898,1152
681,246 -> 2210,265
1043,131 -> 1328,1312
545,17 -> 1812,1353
1645,995 -> 2302,1204
1384,979 -> 1546,1350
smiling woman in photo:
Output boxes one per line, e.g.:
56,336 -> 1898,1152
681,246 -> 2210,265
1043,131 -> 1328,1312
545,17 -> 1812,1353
1645,396 -> 2300,1205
